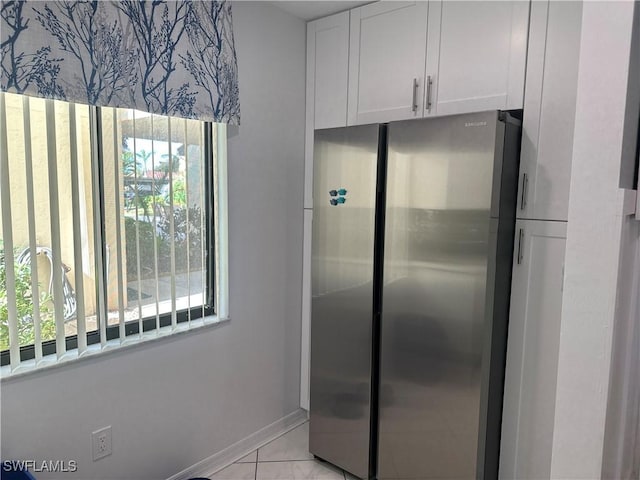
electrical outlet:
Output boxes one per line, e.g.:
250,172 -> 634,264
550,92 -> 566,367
91,426 -> 112,461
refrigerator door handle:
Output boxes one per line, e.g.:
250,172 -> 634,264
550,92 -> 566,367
412,78 -> 419,112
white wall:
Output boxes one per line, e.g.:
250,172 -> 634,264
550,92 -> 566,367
0,3 -> 306,479
550,1 -> 639,478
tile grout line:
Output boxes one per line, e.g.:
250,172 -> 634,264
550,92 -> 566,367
231,422 -> 350,480
255,448 -> 259,480
256,459 -> 317,463
256,458 -> 347,479
259,419 -> 308,450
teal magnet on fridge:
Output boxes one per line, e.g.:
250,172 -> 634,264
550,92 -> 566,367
337,196 -> 346,204
338,189 -> 347,196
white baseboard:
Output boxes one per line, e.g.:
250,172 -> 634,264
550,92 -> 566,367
167,408 -> 309,480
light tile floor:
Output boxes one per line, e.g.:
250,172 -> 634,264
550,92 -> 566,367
209,422 -> 357,480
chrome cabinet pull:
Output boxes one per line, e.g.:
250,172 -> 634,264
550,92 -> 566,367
520,173 -> 528,210
411,78 -> 418,112
517,228 -> 524,265
426,75 -> 433,112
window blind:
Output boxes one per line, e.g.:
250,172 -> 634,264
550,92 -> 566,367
0,92 -> 222,375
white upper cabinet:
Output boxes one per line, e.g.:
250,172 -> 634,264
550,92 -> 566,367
345,1 -> 529,125
518,1 -> 582,221
307,12 -> 350,130
425,1 -> 529,116
500,219 -> 567,480
347,2 -> 428,125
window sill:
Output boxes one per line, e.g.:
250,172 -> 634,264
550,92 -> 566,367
0,314 -> 230,383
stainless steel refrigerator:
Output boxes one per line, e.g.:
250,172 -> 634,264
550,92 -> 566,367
309,111 -> 521,480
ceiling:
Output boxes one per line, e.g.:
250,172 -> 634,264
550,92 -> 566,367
270,1 -> 371,21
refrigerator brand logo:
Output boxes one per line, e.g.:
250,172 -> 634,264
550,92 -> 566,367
465,121 -> 488,127
329,188 -> 348,206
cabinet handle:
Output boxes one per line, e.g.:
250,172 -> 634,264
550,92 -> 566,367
411,78 -> 418,112
520,173 -> 528,210
517,228 -> 524,265
426,75 -> 433,112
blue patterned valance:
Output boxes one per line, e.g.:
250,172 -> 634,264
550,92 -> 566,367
0,0 -> 240,123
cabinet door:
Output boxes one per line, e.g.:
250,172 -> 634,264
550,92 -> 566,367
518,1 -> 582,221
307,12 -> 350,130
347,1 -> 428,125
424,1 -> 529,116
500,220 -> 567,480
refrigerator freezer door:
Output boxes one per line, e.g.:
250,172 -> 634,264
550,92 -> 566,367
310,124 -> 380,479
379,111 -> 502,479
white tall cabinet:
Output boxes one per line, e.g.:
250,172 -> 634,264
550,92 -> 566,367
500,2 -> 583,479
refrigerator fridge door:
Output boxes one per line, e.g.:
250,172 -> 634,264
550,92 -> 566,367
378,111 -> 508,480
310,124 -> 381,479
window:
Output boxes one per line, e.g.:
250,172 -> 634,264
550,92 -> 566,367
0,92 -> 226,373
